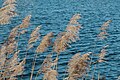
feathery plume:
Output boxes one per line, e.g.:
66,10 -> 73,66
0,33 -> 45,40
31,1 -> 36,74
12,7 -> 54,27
20,30 -> 27,34
69,14 -> 81,25
28,26 -> 41,44
67,52 -> 91,80
98,31 -> 108,40
19,15 -> 31,28
3,0 -> 16,6
36,32 -> 53,53
98,20 -> 111,40
43,70 -> 58,80
98,45 -> 108,62
8,26 -> 19,39
54,14 -> 81,54
100,20 -> 112,30
28,34 -> 39,44
6,40 -> 17,54
54,25 -> 81,54
30,26 -> 41,37
0,1 -> 17,25
36,54 -> 58,78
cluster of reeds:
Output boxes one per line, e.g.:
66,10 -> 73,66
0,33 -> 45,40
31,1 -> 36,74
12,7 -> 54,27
0,0 -> 17,25
0,0 -> 113,80
0,0 -> 31,78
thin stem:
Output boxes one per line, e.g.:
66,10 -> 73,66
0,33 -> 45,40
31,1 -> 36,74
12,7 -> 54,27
30,53 -> 38,80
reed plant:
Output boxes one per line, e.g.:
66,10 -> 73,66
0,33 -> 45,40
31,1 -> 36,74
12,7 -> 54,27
0,0 -> 113,80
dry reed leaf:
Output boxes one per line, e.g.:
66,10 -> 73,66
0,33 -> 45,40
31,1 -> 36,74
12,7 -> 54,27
36,32 -> 53,53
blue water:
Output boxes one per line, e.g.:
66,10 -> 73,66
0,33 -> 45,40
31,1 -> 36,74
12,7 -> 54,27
0,0 -> 120,80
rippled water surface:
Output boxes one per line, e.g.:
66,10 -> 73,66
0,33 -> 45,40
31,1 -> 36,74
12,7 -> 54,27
0,0 -> 120,80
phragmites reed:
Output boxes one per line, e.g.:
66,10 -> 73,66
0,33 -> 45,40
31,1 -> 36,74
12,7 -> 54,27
98,45 -> 108,63
98,20 -> 111,40
100,20 -> 112,30
69,14 -> 81,25
0,0 -> 112,78
54,14 -> 81,54
67,52 -> 91,80
19,15 -> 31,28
0,50 -> 26,80
0,26 -> 26,79
30,32 -> 53,80
28,26 -> 41,44
0,0 -> 17,25
36,32 -> 53,53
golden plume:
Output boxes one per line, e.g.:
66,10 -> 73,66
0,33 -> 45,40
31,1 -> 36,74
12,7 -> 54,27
0,0 -> 17,25
19,15 -> 31,28
3,0 -> 16,6
67,52 -> 91,80
54,14 -> 81,54
36,32 -> 53,53
28,26 -> 41,44
100,20 -> 112,30
98,20 -> 111,40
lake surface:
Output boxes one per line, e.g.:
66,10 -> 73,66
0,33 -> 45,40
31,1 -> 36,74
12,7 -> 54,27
0,0 -> 120,80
